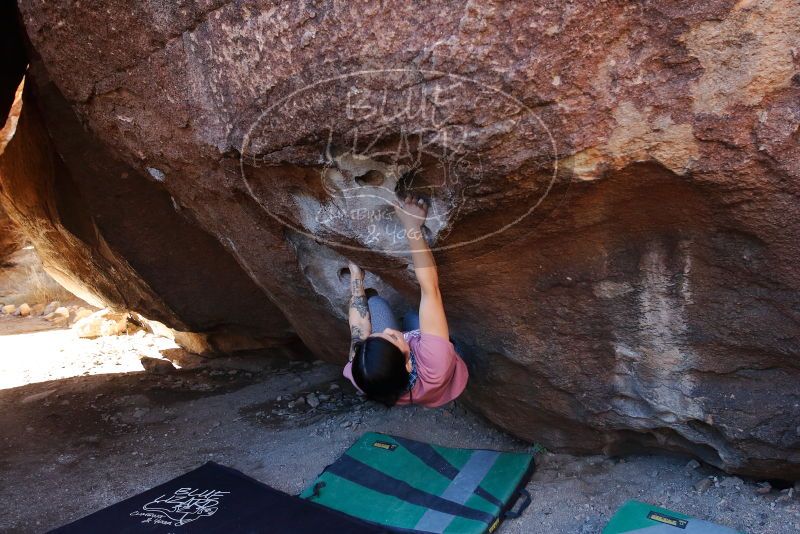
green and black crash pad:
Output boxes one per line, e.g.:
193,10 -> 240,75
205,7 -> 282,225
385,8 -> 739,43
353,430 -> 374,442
603,500 -> 742,534
300,432 -> 535,533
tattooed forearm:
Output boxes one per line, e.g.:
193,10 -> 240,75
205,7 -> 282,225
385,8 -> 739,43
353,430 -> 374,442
348,311 -> 370,362
346,263 -> 370,361
350,324 -> 364,341
350,294 -> 369,318
351,277 -> 364,294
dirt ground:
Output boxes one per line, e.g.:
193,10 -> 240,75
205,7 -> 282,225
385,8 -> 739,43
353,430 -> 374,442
0,315 -> 798,533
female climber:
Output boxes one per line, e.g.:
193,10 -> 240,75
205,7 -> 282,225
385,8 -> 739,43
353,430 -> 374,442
343,193 -> 469,407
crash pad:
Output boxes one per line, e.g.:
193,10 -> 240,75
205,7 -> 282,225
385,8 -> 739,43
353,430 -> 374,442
301,432 -> 535,533
603,500 -> 742,534
49,461 -> 387,533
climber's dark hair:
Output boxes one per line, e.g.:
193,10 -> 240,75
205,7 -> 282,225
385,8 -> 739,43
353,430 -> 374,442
351,336 -> 410,407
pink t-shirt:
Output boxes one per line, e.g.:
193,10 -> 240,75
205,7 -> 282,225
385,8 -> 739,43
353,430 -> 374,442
343,330 -> 469,408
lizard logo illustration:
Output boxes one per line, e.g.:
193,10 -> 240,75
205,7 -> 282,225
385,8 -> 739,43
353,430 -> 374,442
135,487 -> 230,526
240,68 -> 558,256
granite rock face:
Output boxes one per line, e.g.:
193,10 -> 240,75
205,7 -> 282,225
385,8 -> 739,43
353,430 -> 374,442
2,0 -> 799,477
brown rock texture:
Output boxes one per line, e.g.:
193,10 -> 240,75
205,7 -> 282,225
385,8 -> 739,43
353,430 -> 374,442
0,204 -> 18,263
2,0 -> 798,477
0,1 -> 26,264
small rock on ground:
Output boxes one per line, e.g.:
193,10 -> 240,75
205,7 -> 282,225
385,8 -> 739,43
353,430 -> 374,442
139,356 -> 176,374
694,477 -> 713,493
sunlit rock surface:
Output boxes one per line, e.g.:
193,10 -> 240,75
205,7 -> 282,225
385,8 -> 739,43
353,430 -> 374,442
1,0 -> 798,477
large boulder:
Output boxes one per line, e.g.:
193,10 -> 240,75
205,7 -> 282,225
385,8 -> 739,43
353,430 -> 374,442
2,0 -> 798,477
0,0 -> 25,264
0,204 -> 19,263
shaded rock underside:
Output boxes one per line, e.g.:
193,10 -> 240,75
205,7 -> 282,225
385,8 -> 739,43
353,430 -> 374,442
0,0 -> 798,477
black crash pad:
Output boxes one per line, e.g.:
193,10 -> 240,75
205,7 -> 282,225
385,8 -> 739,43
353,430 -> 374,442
48,461 -> 387,533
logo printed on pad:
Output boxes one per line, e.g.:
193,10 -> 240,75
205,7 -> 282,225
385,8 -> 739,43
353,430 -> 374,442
129,487 -> 230,526
372,440 -> 398,451
647,511 -> 688,529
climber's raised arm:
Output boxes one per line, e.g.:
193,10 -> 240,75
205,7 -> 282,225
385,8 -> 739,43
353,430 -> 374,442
341,193 -> 468,408
347,262 -> 371,362
394,194 -> 449,340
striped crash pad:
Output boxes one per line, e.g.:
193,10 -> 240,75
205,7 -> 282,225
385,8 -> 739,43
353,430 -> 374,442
603,500 -> 742,534
300,432 -> 535,534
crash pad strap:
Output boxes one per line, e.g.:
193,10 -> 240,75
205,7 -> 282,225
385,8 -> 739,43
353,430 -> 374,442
326,454 -> 496,524
413,450 -> 500,533
391,436 -> 505,509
